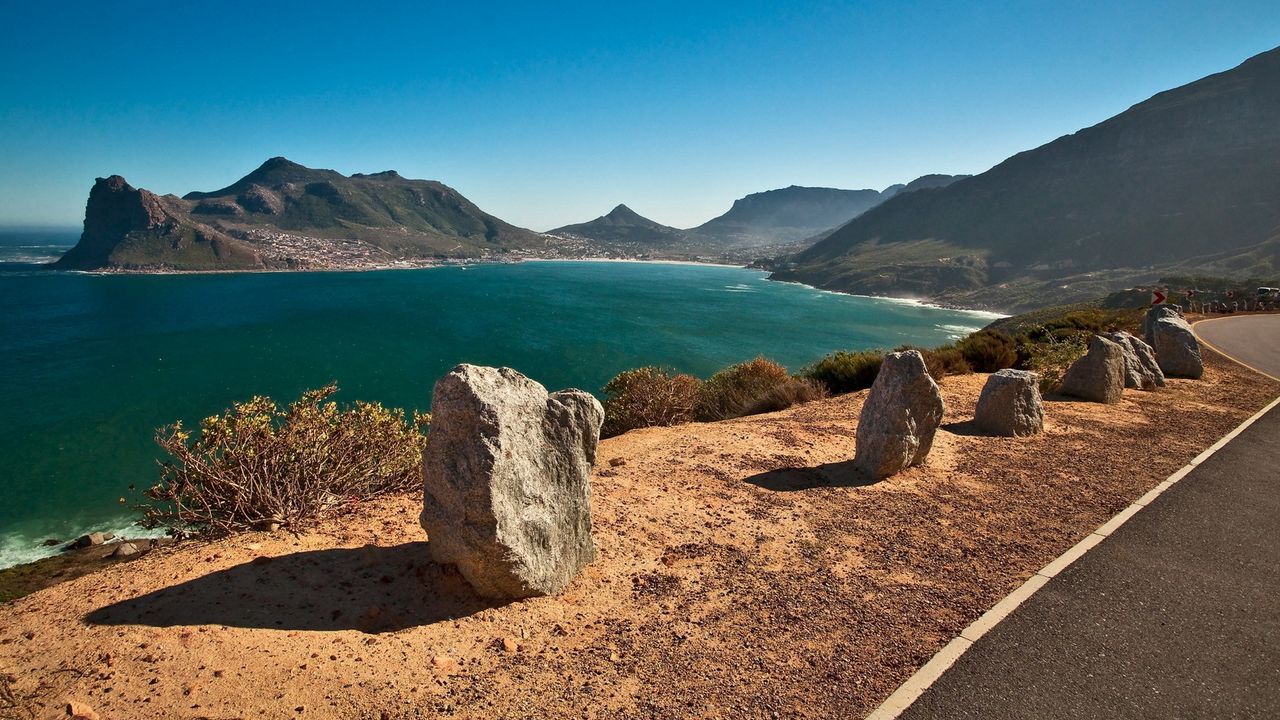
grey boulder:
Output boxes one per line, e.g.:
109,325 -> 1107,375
1060,335 -> 1125,403
1143,305 -> 1184,345
854,350 -> 945,479
420,364 -> 603,599
1103,331 -> 1165,390
974,369 -> 1044,437
1152,316 -> 1204,379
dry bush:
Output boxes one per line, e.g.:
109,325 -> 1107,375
803,349 -> 885,394
741,377 -> 829,416
142,383 -> 428,536
956,329 -> 1019,372
601,367 -> 702,437
695,357 -> 794,421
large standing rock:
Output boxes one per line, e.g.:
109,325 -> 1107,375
1060,335 -> 1125,403
1143,305 -> 1183,345
1151,316 -> 1204,379
1103,331 -> 1165,390
974,369 -> 1044,436
854,350 -> 945,479
420,364 -> 603,599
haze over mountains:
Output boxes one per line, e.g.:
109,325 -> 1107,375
549,175 -> 967,251
772,46 -> 1280,311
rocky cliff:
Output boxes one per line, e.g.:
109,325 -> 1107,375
53,159 -> 547,271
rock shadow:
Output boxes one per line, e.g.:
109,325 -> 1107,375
941,420 -> 987,437
744,459 -> 878,492
84,542 -> 501,633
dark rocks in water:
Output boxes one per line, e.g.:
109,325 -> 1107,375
420,364 -> 603,599
71,532 -> 108,549
1060,335 -> 1126,403
853,350 -> 945,479
41,538 -> 62,547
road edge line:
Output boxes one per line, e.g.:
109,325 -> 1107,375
1192,316 -> 1280,382
863,391 -> 1280,720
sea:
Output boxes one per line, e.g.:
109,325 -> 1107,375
0,231 -> 1002,568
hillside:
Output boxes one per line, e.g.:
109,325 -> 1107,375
1,353 -> 1273,719
688,177 -> 965,249
549,204 -> 685,246
773,46 -> 1280,312
53,158 -> 548,271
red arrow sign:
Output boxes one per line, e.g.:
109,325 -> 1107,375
1151,290 -> 1167,305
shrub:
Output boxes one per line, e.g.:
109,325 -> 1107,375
956,329 -> 1019,372
803,350 -> 884,394
740,377 -> 830,416
695,357 -> 793,421
921,344 -> 973,379
142,383 -> 428,536
601,366 -> 702,437
1018,330 -> 1088,395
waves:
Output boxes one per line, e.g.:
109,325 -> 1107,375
0,518 -> 167,570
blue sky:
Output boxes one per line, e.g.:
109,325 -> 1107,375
1,1 -> 1277,231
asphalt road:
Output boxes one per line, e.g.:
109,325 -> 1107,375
1195,314 -> 1280,380
894,315 -> 1280,719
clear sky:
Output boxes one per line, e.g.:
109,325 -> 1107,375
1,1 -> 1278,232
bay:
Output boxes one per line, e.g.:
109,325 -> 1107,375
0,258 -> 1000,567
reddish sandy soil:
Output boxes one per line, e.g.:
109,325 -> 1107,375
2,349 -> 1276,720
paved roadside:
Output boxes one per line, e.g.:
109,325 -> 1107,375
886,317 -> 1280,719
1194,313 -> 1280,380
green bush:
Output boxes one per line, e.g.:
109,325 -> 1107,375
956,329 -> 1019,372
1018,330 -> 1089,395
695,357 -> 793,421
803,350 -> 885,394
601,366 -> 702,437
922,344 -> 973,379
142,383 -> 428,537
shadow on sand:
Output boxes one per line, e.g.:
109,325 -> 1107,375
744,459 -> 879,492
84,542 -> 501,633
940,420 -> 987,437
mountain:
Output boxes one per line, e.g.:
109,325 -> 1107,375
52,175 -> 263,271
688,178 -> 966,249
773,47 -> 1280,311
53,158 -> 546,271
550,204 -> 685,246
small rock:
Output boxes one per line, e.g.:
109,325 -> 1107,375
500,637 -> 518,653
1060,335 -> 1125,403
41,538 -> 62,547
1151,316 -> 1204,379
973,369 -> 1044,436
71,532 -> 107,549
853,350 -> 945,479
66,701 -> 100,720
110,542 -> 140,558
431,655 -> 457,672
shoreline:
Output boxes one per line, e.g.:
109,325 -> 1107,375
30,254 -> 1005,315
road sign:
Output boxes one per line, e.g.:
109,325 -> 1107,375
1150,290 -> 1167,304
1225,290 -> 1235,298
1186,289 -> 1196,298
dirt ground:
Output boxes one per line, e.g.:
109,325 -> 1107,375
2,349 -> 1276,720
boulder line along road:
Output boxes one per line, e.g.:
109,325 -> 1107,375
893,314 -> 1280,719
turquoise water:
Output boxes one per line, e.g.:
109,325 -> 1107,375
0,255 -> 1000,567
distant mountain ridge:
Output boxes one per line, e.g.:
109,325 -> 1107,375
551,175 -> 967,252
53,158 -> 546,271
550,204 -> 684,246
773,46 -> 1280,311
